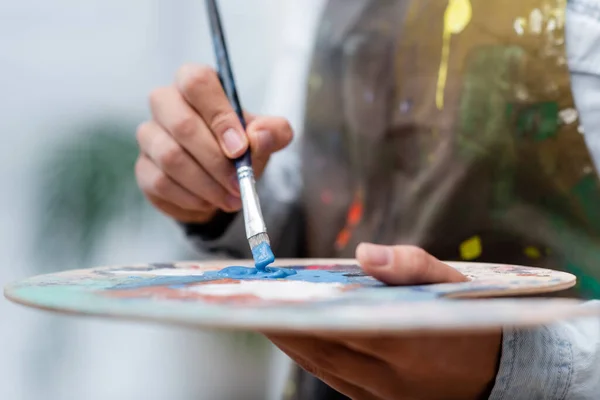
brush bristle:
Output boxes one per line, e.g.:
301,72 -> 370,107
250,233 -> 274,270
248,232 -> 270,249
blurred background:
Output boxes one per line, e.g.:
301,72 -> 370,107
0,0 -> 323,399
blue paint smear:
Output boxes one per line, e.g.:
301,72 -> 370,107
110,275 -> 208,290
108,266 -> 386,290
287,270 -> 350,283
212,266 -> 350,283
108,266 -> 357,290
251,242 -> 275,270
215,266 -> 296,279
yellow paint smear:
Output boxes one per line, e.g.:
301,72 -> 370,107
436,0 -> 472,110
460,235 -> 482,260
524,246 -> 541,259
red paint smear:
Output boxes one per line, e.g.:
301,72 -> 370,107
320,190 -> 333,205
194,278 -> 241,285
335,228 -> 351,249
197,294 -> 263,304
105,287 -> 192,299
103,286 -> 263,304
100,281 -> 348,306
347,200 -> 363,225
101,263 -> 363,305
334,194 -> 364,250
342,284 -> 361,291
304,265 -> 337,270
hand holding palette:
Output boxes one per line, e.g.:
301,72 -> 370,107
4,259 -> 599,334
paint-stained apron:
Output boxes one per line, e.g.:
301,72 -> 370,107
286,0 -> 600,399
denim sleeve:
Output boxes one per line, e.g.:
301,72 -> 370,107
488,301 -> 600,400
567,0 -> 600,167
489,5 -> 600,398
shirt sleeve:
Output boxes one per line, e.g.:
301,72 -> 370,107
487,4 -> 600,396
488,300 -> 600,400
567,0 -> 600,169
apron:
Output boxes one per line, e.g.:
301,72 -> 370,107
287,0 -> 600,398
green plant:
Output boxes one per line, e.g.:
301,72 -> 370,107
33,118 -> 147,271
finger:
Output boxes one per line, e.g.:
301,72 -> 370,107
175,64 -> 249,158
268,336 -> 384,400
243,111 -> 257,124
135,155 -> 208,211
356,243 -> 467,285
136,121 -> 241,212
343,333 -> 502,399
343,332 -> 501,367
268,335 -> 392,400
246,116 -> 294,176
145,193 -> 218,224
148,86 -> 241,197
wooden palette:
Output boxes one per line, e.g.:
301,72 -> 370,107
5,259 -> 598,334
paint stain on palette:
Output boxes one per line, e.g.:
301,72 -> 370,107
100,264 -> 371,305
107,280 -> 352,305
86,262 -> 575,306
5,260 -> 587,334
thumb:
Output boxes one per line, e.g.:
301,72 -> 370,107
246,116 -> 293,176
356,243 -> 468,285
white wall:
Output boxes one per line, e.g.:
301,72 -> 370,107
0,1 -> 289,399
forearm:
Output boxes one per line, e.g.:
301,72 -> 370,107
489,301 -> 600,400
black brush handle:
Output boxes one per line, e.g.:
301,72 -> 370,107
205,0 -> 251,170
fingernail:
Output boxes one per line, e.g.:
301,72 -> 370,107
225,194 -> 242,210
357,243 -> 392,267
255,130 -> 273,153
222,128 -> 246,155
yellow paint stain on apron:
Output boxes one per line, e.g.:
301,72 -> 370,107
460,235 -> 482,260
524,246 -> 542,259
436,0 -> 472,110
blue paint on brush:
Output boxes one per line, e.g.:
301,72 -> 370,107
251,242 -> 275,270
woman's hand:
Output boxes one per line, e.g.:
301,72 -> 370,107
266,244 -> 501,400
135,64 -> 293,223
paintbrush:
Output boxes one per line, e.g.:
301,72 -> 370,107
204,0 -> 275,270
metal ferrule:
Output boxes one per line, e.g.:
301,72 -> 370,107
237,166 -> 267,239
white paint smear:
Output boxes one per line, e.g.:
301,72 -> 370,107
186,280 -> 345,301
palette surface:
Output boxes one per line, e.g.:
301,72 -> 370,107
5,259 -> 598,334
